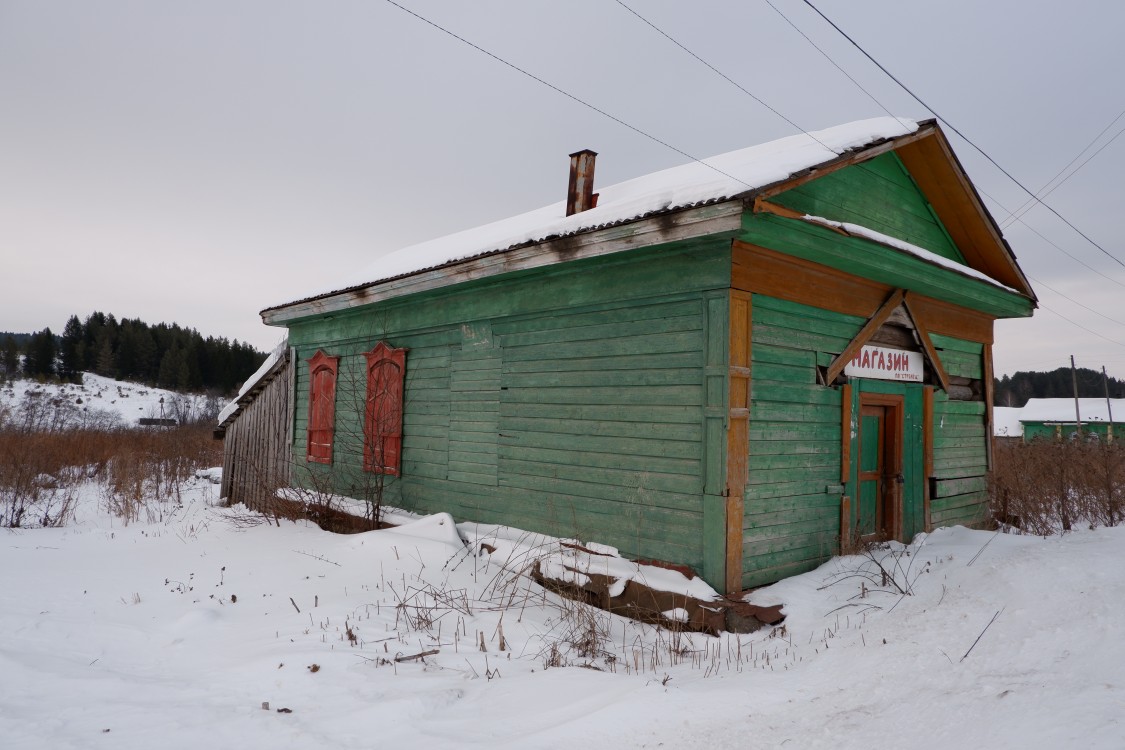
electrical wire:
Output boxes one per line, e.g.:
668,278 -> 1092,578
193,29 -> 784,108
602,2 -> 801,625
1002,116 -> 1125,228
1035,305 -> 1125,349
978,185 -> 1125,291
387,0 -> 1125,355
382,0 -> 756,190
761,0 -> 904,126
801,0 -> 1125,271
1027,274 -> 1125,329
611,0 -> 835,141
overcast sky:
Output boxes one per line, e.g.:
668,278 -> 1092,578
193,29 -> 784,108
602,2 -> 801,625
3,1 -> 1123,377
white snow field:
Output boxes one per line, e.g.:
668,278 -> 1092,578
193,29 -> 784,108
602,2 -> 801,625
0,372 -> 214,427
2,478 -> 1123,749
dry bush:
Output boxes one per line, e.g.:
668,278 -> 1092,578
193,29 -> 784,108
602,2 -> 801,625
990,436 -> 1125,534
100,426 -> 220,523
0,412 -> 220,527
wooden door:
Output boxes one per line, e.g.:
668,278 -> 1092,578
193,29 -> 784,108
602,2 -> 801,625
857,394 -> 904,541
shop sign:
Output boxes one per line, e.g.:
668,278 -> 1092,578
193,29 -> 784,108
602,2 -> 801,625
843,344 -> 923,382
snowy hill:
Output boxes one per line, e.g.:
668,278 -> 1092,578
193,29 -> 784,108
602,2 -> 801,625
2,482 -> 1123,749
0,372 -> 216,427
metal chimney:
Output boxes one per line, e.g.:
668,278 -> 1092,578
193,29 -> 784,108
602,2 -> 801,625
566,149 -> 598,216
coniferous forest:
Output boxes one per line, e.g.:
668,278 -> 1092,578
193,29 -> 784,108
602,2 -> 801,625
2,312 -> 267,395
994,367 -> 1125,408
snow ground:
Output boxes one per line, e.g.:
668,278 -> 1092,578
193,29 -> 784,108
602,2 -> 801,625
2,481 -> 1123,749
0,373 -> 212,427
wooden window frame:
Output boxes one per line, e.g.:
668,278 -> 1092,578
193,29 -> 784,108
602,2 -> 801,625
363,342 -> 407,476
306,350 -> 339,465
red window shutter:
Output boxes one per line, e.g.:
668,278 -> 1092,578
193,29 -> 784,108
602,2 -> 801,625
306,350 -> 338,464
363,342 -> 407,475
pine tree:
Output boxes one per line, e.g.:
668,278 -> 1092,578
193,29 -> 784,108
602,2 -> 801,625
59,315 -> 84,383
1,335 -> 18,379
23,328 -> 56,378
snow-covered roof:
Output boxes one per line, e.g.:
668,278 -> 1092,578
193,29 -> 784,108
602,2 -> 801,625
270,117 -> 920,311
1017,398 -> 1125,424
993,406 -> 1024,437
216,338 -> 289,427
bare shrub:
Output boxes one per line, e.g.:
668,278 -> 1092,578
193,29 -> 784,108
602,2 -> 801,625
99,425 -> 220,523
0,406 -> 219,527
990,436 -> 1125,534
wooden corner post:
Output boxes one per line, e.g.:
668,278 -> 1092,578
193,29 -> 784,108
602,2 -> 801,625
725,290 -> 752,595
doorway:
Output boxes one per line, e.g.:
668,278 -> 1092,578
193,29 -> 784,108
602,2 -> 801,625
857,393 -> 904,541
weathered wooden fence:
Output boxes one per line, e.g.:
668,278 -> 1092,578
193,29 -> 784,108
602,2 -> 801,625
219,349 -> 293,511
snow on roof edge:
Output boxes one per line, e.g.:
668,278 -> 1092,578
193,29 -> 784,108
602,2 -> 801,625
802,215 -> 1019,293
216,337 -> 289,427
265,117 -> 923,314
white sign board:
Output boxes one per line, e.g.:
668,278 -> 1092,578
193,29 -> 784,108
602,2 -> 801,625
843,345 -> 924,383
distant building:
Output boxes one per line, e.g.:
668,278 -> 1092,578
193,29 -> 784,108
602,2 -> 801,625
996,398 -> 1125,442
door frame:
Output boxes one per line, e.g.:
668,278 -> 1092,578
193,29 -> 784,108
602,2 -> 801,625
858,392 -> 905,541
842,380 -> 927,549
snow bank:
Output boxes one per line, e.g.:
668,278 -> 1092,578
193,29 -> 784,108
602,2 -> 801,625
460,522 -> 722,603
5,481 -> 1125,748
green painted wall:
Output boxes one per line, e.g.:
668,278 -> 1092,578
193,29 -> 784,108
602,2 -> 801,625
772,152 -> 965,264
743,296 -> 991,588
287,239 -> 732,583
743,295 -> 858,587
1023,421 -> 1120,442
740,213 -> 1033,319
928,334 -> 990,528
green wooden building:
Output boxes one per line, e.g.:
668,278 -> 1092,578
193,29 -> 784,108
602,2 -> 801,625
999,398 -> 1125,442
220,117 -> 1036,594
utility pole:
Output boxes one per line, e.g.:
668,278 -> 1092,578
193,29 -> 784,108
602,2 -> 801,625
1072,355 -> 1082,438
1104,365 -> 1114,443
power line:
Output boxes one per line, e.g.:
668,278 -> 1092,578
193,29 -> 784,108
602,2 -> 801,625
978,185 -> 1125,291
1036,305 -> 1125,349
800,0 -> 1125,271
382,0 -> 756,190
1002,116 -> 1125,228
610,0 -> 907,193
761,0 -> 903,125
1027,274 -> 1125,329
612,0 -> 832,142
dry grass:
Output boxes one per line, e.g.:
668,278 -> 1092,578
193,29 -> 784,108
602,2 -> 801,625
0,422 -> 220,527
990,437 -> 1125,534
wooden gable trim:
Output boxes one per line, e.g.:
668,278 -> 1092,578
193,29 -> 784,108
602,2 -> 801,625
752,123 -> 939,203
819,287 -> 951,392
901,293 -> 952,393
753,197 -> 848,236
751,120 -> 1034,302
751,198 -> 1020,300
894,129 -> 1034,299
824,289 -> 906,385
733,242 -> 995,344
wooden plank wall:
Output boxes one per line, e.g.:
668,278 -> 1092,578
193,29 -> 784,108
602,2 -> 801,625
285,238 -> 730,578
220,351 -> 293,511
742,295 -> 862,587
291,328 -> 456,508
770,152 -> 965,264
928,333 -> 990,527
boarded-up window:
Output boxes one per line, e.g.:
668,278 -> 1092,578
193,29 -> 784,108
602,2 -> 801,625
306,350 -> 339,464
364,342 -> 407,475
